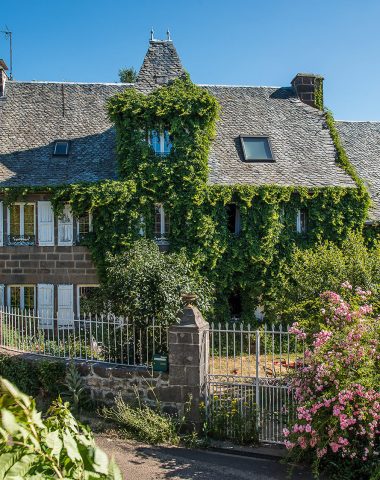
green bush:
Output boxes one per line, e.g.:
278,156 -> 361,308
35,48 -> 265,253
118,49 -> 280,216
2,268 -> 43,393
0,377 -> 121,479
0,354 -> 66,397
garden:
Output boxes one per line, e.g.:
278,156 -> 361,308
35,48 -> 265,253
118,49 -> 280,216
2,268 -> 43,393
0,235 -> 379,478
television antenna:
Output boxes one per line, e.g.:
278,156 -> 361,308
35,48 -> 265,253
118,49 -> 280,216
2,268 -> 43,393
1,27 -> 13,79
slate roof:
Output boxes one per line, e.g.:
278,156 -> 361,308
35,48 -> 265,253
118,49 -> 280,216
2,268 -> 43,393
0,82 -> 129,186
0,39 -> 358,190
205,86 -> 355,188
336,121 -> 380,221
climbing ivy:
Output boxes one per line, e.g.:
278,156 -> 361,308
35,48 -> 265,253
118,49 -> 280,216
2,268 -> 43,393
0,76 -> 371,322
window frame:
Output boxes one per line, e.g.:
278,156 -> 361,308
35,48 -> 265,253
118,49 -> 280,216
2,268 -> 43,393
226,203 -> 241,235
7,202 -> 36,245
7,284 -> 36,311
296,208 -> 308,234
154,204 -> 169,242
53,140 -> 70,156
239,135 -> 275,163
77,284 -> 100,318
76,213 -> 93,241
148,128 -> 172,156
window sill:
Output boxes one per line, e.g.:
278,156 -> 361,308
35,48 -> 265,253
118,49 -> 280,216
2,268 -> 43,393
155,238 -> 170,246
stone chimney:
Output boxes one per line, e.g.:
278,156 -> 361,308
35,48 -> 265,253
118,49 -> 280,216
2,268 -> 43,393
0,59 -> 9,97
291,73 -> 324,110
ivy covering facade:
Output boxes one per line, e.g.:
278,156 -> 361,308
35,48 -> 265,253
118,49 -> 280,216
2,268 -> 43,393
0,75 -> 371,321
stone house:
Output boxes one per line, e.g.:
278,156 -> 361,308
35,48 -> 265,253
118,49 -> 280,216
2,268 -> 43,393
0,34 -> 379,322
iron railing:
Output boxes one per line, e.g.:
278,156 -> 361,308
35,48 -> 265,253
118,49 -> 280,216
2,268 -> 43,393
0,307 -> 168,368
206,322 -> 306,444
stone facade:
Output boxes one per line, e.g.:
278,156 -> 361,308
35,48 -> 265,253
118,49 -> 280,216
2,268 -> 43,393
0,246 -> 97,285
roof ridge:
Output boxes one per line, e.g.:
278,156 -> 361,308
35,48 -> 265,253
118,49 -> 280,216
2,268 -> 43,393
9,81 -> 133,86
336,119 -> 380,124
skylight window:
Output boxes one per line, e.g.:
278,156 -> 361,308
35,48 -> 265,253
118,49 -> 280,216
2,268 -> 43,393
53,141 -> 69,156
240,136 -> 273,162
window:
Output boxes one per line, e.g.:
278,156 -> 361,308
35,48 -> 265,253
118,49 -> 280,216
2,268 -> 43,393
296,208 -> 308,234
149,129 -> 172,156
77,213 -> 93,242
53,141 -> 69,156
228,291 -> 242,320
240,136 -> 273,162
8,203 -> 35,245
226,204 -> 241,234
154,204 -> 170,241
8,285 -> 35,311
77,285 -> 99,317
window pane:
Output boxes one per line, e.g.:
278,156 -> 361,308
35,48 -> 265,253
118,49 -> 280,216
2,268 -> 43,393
226,204 -> 237,233
241,137 -> 273,161
164,212 -> 170,236
154,205 -> 162,237
24,287 -> 35,310
10,205 -> 21,236
163,129 -> 172,154
10,286 -> 21,309
54,141 -> 69,155
79,286 -> 98,315
150,130 -> 161,154
78,215 -> 90,236
24,205 -> 35,236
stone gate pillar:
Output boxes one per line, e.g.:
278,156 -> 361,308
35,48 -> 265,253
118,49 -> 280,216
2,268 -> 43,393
168,295 -> 209,428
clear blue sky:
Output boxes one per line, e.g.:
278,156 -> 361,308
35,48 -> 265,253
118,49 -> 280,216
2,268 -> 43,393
2,0 -> 380,120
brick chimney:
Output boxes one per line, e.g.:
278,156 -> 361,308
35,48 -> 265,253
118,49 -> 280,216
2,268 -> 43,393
291,73 -> 324,110
0,59 -> 9,97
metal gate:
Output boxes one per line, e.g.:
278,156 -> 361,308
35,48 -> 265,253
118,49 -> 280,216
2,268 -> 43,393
205,323 -> 305,444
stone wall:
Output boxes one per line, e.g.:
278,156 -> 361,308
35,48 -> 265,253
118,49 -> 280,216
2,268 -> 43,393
0,246 -> 97,285
76,362 -> 183,415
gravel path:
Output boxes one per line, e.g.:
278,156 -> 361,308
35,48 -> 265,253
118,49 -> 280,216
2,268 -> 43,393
96,434 -> 314,480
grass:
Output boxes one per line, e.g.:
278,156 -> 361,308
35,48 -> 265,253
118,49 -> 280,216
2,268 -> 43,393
209,353 -> 302,378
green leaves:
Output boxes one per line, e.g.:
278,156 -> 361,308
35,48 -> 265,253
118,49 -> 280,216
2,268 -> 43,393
0,377 -> 121,479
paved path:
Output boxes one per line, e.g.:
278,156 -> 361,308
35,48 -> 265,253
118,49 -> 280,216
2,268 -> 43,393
96,435 -> 313,480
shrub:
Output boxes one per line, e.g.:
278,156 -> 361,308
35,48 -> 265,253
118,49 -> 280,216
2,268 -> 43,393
101,392 -> 181,445
284,284 -> 380,479
91,238 -> 214,325
0,354 -> 66,397
0,377 -> 121,479
268,232 -> 380,325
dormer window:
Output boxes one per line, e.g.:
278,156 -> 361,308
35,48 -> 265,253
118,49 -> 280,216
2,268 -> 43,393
53,141 -> 69,156
240,136 -> 273,162
149,129 -> 172,156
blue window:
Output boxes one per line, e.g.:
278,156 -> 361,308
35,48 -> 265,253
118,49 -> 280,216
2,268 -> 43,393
149,129 -> 172,156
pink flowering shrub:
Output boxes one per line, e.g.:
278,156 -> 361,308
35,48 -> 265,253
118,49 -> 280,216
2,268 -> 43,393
285,283 -> 380,479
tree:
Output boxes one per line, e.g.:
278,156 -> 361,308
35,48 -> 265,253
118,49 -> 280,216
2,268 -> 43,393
118,67 -> 137,83
92,239 -> 214,325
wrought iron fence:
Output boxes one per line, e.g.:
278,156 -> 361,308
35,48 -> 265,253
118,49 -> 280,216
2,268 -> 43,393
0,307 -> 168,368
206,322 -> 306,444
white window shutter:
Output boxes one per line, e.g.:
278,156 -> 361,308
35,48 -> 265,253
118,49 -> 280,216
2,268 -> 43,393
58,285 -> 74,327
38,201 -> 54,246
0,285 -> 4,306
58,204 -> 73,246
0,202 -> 3,246
38,284 -> 54,328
